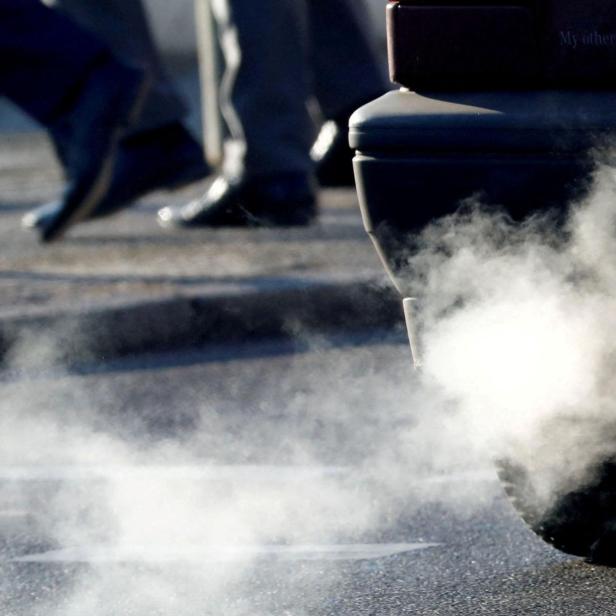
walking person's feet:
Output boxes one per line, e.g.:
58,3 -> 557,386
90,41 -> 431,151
23,122 -> 209,231
157,173 -> 317,229
36,57 -> 150,242
311,119 -> 356,188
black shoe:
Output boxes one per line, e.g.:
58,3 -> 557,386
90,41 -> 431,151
313,91 -> 388,188
38,58 -> 150,243
157,173 -> 317,228
23,123 -> 209,230
312,119 -> 357,188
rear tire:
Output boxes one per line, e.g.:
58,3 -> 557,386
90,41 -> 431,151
497,456 -> 616,565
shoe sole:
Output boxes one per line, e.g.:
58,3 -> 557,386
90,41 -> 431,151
157,207 -> 317,230
40,73 -> 152,243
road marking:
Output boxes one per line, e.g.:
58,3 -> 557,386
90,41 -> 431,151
10,543 -> 439,564
0,465 -> 350,483
0,466 -> 496,484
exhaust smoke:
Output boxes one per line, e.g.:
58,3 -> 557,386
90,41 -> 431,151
4,166 -> 616,610
404,165 -> 616,507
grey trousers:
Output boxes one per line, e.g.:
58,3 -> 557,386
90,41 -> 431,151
212,0 -> 388,179
51,0 -> 187,133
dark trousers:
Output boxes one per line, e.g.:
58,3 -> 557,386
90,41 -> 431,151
52,0 -> 186,133
214,0 -> 388,178
0,0 -> 108,126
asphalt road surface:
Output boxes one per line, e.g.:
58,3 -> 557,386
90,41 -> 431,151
1,334 -> 615,615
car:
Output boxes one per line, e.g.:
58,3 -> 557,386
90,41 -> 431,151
350,0 -> 616,565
